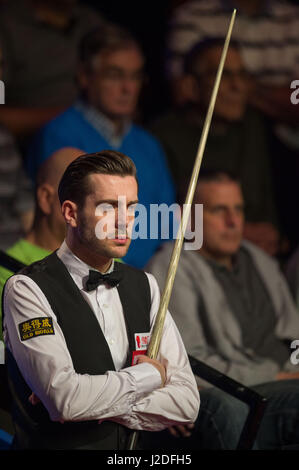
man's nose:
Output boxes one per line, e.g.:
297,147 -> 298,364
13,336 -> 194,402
116,207 -> 132,229
225,210 -> 238,226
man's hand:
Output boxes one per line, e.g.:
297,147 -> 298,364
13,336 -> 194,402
136,355 -> 166,387
168,423 -> 195,438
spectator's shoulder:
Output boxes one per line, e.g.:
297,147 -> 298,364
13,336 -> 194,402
146,241 -> 175,271
131,122 -> 165,150
36,105 -> 83,138
242,239 -> 280,270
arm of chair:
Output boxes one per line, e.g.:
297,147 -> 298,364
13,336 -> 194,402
188,355 -> 268,450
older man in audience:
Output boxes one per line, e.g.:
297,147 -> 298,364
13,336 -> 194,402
150,38 -> 279,256
147,170 -> 299,449
0,147 -> 83,344
26,22 -> 175,268
0,146 -> 83,448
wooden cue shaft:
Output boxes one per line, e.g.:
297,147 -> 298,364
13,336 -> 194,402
148,8 -> 237,360
127,9 -> 236,450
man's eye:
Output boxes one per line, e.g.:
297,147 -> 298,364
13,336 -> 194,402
96,203 -> 115,216
211,207 -> 224,214
103,204 -> 115,211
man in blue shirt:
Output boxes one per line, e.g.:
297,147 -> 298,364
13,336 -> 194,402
27,23 -> 175,268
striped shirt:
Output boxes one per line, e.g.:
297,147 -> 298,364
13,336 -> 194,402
166,0 -> 299,85
0,126 -> 34,250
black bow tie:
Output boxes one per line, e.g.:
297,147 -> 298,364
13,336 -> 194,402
85,269 -> 123,291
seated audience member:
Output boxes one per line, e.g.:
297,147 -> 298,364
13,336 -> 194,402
0,44 -> 34,249
146,170 -> 299,449
165,0 -> 299,251
0,146 -> 83,449
0,0 -> 104,137
0,147 -> 83,346
150,38 -> 279,256
165,0 -> 299,121
286,245 -> 299,309
26,23 -> 175,268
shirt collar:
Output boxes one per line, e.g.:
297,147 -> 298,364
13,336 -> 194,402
74,98 -> 131,148
57,240 -> 114,290
200,249 -> 242,274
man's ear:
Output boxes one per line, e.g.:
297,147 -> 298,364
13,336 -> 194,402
180,74 -> 201,103
61,200 -> 78,228
36,183 -> 55,215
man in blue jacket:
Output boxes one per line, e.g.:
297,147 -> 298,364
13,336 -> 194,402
27,23 -> 175,268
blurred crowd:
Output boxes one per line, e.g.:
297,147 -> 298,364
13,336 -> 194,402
1,0 -> 299,450
0,0 -> 298,295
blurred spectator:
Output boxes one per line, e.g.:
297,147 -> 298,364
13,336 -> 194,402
0,44 -> 34,250
0,145 -> 82,449
166,0 -> 299,114
0,146 -> 83,345
165,0 -> 299,251
0,0 -> 104,138
26,23 -> 175,268
285,245 -> 299,309
146,170 -> 299,449
150,39 -> 279,256
148,171 -> 299,385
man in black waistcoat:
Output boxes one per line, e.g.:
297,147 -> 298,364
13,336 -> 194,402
2,150 -> 199,450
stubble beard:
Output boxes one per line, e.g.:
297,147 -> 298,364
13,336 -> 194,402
77,217 -> 131,260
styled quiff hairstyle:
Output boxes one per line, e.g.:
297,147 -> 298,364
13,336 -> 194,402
58,150 -> 137,208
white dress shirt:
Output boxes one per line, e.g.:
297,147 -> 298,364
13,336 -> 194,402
3,241 -> 199,431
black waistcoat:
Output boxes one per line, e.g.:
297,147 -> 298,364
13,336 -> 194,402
4,252 -> 151,450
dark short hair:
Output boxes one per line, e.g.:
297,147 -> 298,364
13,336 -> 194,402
184,37 -> 241,76
58,150 -> 137,207
177,169 -> 241,205
79,22 -> 141,70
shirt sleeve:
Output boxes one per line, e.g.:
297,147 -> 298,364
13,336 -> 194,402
105,273 -> 200,431
3,273 -> 199,429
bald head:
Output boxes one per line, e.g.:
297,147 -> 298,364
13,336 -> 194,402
37,147 -> 84,189
29,148 -> 84,248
